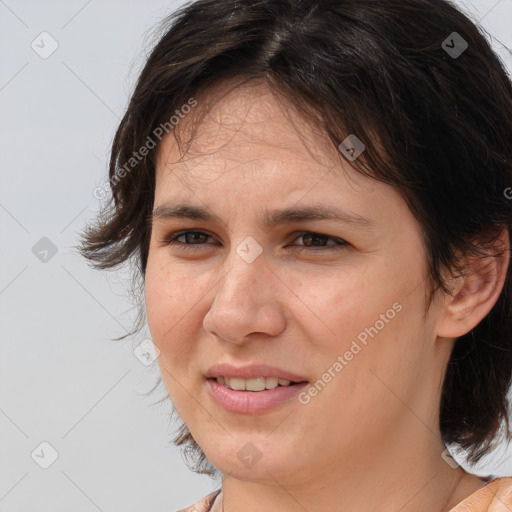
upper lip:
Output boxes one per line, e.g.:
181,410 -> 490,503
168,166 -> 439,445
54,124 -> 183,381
205,363 -> 309,382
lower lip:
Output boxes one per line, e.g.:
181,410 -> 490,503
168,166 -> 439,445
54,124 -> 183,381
207,378 -> 309,414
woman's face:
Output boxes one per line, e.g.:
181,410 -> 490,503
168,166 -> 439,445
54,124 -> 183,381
144,81 -> 451,484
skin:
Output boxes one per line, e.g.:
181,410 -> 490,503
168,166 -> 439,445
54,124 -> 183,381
144,79 -> 510,512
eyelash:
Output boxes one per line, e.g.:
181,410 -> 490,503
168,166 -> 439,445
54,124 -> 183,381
160,230 -> 348,253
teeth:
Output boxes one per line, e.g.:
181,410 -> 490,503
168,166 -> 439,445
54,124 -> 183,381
215,376 -> 295,391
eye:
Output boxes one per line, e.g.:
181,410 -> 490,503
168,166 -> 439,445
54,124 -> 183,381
160,230 -> 348,252
290,231 -> 348,251
161,230 -> 216,251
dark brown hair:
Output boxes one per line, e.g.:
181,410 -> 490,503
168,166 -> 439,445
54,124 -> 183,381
79,0 -> 512,476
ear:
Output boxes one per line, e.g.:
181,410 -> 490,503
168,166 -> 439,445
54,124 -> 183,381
437,228 -> 510,339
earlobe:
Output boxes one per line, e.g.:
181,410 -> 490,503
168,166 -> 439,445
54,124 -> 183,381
437,229 -> 510,339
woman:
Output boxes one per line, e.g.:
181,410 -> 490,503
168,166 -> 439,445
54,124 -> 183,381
79,0 -> 512,510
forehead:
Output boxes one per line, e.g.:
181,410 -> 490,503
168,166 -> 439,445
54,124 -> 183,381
155,79 -> 373,195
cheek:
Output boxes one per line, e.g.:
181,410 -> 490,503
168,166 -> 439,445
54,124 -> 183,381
302,260 -> 426,386
144,261 -> 203,403
144,257 -> 213,355
144,262 -> 171,338
145,259 -> 191,346
299,265 -> 396,345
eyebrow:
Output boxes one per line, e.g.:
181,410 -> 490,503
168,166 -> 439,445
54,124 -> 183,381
151,202 -> 375,230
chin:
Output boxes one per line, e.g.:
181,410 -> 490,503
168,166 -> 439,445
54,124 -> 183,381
204,439 -> 303,483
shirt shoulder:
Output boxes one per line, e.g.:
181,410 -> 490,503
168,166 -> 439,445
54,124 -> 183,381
450,476 -> 512,511
173,480 -> 512,511
175,489 -> 222,512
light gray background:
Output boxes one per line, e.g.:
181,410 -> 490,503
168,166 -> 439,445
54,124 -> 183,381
1,1 -> 511,511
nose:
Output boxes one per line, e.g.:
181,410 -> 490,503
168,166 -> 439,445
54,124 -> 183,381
202,247 -> 287,345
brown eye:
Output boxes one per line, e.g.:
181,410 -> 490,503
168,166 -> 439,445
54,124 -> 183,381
161,230 -> 216,251
292,231 -> 348,251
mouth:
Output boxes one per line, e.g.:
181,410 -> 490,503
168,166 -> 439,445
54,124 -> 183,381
206,378 -> 309,414
209,376 -> 308,391
204,363 -> 310,385
204,364 -> 311,414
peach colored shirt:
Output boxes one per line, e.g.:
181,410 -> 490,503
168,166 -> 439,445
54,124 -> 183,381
177,477 -> 512,512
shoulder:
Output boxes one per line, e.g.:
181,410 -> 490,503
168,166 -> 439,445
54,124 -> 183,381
175,489 -> 222,512
173,480 -> 512,511
450,476 -> 512,511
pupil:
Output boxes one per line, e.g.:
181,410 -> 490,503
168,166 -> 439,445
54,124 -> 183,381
188,232 -> 205,243
305,233 -> 326,246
